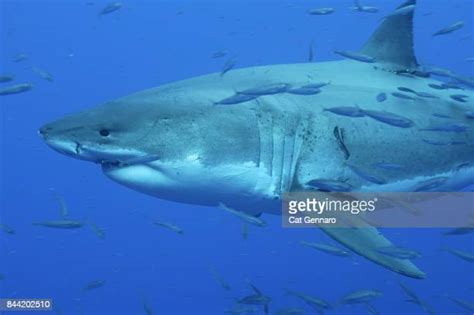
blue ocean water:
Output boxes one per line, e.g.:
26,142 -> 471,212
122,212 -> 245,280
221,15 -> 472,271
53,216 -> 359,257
1,0 -> 473,314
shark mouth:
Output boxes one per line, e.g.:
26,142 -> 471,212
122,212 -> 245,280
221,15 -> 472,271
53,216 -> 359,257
99,154 -> 160,170
42,137 -> 159,169
41,138 -> 81,158
82,145 -> 160,170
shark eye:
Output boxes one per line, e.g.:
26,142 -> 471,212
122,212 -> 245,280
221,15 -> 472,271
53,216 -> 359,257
99,129 -> 110,137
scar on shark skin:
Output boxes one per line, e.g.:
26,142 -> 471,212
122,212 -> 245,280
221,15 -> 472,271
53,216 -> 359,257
333,126 -> 350,160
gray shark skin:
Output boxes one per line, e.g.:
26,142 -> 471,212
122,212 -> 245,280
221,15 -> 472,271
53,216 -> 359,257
40,0 -> 473,279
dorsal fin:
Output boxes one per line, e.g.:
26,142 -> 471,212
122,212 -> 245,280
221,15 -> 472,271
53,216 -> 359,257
360,0 -> 418,71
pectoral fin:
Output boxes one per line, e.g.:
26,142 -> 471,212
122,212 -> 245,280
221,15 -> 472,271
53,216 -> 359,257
321,218 -> 426,279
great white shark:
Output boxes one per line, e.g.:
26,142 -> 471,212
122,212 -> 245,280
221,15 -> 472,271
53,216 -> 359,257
40,0 -> 473,279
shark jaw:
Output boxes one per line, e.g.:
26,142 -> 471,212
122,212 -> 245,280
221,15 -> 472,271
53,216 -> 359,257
102,158 -> 279,215
41,135 -> 160,169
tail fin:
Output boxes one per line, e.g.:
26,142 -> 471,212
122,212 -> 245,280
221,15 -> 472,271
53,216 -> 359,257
360,0 -> 418,71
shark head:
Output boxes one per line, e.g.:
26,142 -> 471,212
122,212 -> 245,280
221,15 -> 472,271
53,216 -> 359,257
39,86 -> 272,210
40,100 -> 157,166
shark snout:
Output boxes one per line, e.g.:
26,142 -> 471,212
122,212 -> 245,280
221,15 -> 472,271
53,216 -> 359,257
38,124 -> 58,143
38,125 -> 50,137
39,123 -> 159,167
39,127 -> 81,158
38,122 -> 87,161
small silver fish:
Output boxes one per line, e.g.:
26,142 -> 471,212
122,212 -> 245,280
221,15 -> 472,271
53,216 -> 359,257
441,82 -> 463,90
211,50 -> 228,58
444,248 -> 474,262
450,94 -> 469,103
444,226 -> 474,236
143,299 -> 154,315
32,66 -> 54,82
300,241 -> 352,257
366,303 -> 379,315
347,164 -> 386,185
215,94 -> 257,105
452,74 -> 474,89
413,177 -> 448,192
427,83 -> 445,90
432,113 -> 452,119
303,82 -> 330,89
275,308 -> 305,315
238,83 -> 291,96
209,266 -> 231,291
221,58 -> 237,77
397,87 -> 416,94
219,203 -> 267,227
307,7 -> 335,15
288,87 -> 321,95
225,305 -> 258,315
399,283 -> 435,315
153,221 -> 184,234
363,110 -> 414,128
99,2 -> 122,15
420,123 -> 468,133
373,163 -> 403,170
424,66 -> 454,78
422,139 -> 466,146
308,41 -> 314,62
398,72 -> 417,78
392,92 -> 414,100
0,83 -> 33,96
0,223 -> 15,235
341,290 -> 382,305
415,91 -> 438,99
12,53 -> 28,62
238,293 -> 270,306
433,21 -> 464,36
0,74 -> 15,83
398,282 -> 419,302
448,297 -> 474,312
455,162 -> 472,172
352,1 -> 379,13
333,126 -> 350,160
238,284 -> 271,315
376,246 -> 421,259
241,222 -> 249,240
52,192 -> 68,218
324,106 -> 365,117
285,289 -> 332,311
83,280 -> 106,291
306,179 -> 352,192
90,223 -> 106,239
33,220 -> 84,229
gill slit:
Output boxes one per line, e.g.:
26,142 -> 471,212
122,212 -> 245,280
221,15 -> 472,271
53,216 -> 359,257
255,99 -> 306,196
